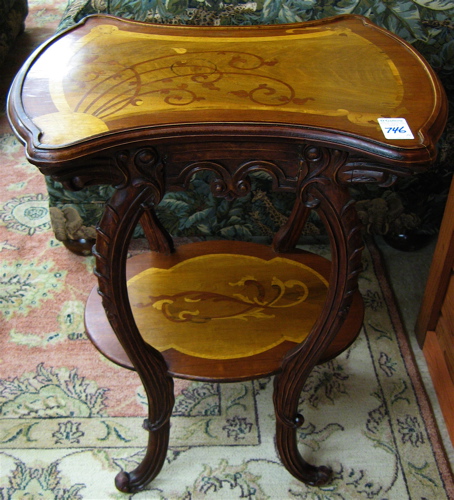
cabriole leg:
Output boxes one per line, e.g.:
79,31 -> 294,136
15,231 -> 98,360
273,147 -> 364,485
115,420 -> 171,492
94,180 -> 175,493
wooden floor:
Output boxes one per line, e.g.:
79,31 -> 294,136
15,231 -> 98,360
423,331 -> 454,447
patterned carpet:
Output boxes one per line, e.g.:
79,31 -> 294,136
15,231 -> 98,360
1,1 -> 454,498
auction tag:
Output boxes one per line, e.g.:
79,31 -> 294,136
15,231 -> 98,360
378,118 -> 414,139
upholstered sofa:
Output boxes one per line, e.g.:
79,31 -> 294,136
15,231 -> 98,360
47,0 -> 453,252
0,0 -> 28,66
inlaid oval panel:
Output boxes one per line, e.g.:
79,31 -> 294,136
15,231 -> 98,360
127,253 -> 328,360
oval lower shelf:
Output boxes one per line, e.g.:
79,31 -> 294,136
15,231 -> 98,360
85,241 -> 364,381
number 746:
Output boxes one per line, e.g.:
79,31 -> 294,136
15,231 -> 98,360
386,126 -> 407,134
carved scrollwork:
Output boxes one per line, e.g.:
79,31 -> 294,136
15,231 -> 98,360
297,146 -> 349,208
175,158 -> 291,201
134,147 -> 159,172
113,150 -> 131,190
335,156 -> 413,187
50,146 -> 166,198
50,150 -> 130,191
301,145 -> 331,170
130,147 -> 166,203
235,160 -> 288,190
211,176 -> 251,200
274,147 -> 364,443
273,146 -> 350,252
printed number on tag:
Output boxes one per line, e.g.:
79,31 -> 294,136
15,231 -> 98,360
378,118 -> 414,140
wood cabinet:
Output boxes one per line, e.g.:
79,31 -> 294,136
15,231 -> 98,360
416,176 -> 454,445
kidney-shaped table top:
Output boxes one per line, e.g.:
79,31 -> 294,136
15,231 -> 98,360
7,14 -> 447,170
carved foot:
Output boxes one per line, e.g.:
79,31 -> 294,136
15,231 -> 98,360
114,420 -> 170,493
297,463 -> 332,487
276,420 -> 332,487
115,471 -> 132,493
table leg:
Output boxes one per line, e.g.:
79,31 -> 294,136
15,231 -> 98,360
273,147 -> 364,485
272,190 -> 311,253
140,205 -> 174,254
94,184 -> 175,493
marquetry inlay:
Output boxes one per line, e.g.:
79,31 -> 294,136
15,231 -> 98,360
127,252 -> 328,359
19,16 -> 435,147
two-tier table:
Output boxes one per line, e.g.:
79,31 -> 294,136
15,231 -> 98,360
7,14 -> 447,493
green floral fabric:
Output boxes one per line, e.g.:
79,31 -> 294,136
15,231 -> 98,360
0,0 -> 28,66
47,0 -> 453,243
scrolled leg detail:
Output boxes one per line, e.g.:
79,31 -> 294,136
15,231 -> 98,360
115,421 -> 171,493
277,420 -> 333,486
274,402 -> 333,485
94,179 -> 175,493
274,370 -> 333,486
273,148 -> 364,487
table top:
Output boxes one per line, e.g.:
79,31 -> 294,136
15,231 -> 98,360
8,14 -> 447,167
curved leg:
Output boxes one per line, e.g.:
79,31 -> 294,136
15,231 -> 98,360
273,147 -> 364,485
275,411 -> 332,485
273,192 -> 312,253
116,420 -> 171,492
140,205 -> 174,254
94,181 -> 175,493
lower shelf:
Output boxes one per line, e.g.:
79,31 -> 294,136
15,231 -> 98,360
85,241 -> 364,381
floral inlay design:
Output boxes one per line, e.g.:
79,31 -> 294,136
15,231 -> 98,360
139,274 -> 309,323
127,253 -> 328,359
61,41 -> 320,121
29,21 -> 405,145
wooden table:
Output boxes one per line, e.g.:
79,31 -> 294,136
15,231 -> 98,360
7,14 -> 447,493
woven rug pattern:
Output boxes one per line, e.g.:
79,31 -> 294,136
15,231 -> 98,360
0,142 -> 453,498
1,1 -> 454,498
